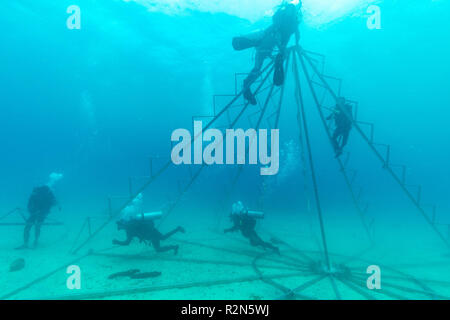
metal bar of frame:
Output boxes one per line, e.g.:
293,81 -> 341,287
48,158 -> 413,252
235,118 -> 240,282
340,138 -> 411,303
296,48 -> 373,243
292,50 -> 332,271
157,63 -> 276,228
301,49 -> 450,251
71,61 -> 276,255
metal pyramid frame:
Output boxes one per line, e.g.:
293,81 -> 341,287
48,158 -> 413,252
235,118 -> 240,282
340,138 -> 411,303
4,46 -> 450,300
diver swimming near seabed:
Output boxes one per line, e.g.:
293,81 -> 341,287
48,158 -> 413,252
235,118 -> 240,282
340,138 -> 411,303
327,97 -> 353,158
232,1 -> 302,105
15,173 -> 63,250
113,218 -> 185,254
113,193 -> 185,254
224,201 -> 280,254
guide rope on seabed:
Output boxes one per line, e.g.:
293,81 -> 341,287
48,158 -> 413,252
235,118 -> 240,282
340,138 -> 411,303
4,46 -> 450,300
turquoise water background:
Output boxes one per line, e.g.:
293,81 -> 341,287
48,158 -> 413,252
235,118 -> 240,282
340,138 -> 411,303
1,0 -> 449,261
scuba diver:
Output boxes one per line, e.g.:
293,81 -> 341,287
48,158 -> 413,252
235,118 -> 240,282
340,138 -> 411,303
224,201 -> 280,254
232,1 -> 302,105
113,193 -> 185,255
327,97 -> 353,157
16,173 -> 63,250
113,217 -> 185,255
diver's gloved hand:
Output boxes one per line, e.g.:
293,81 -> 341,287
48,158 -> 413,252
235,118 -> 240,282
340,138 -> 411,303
177,226 -> 186,233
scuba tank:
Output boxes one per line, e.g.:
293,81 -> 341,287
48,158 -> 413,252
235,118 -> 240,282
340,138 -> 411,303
121,194 -> 163,221
231,201 -> 265,219
136,211 -> 163,221
247,210 -> 265,219
232,29 -> 266,51
121,193 -> 143,220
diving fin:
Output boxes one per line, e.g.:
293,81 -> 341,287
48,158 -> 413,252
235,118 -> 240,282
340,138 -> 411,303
232,30 -> 265,51
232,37 -> 258,51
273,53 -> 285,86
244,88 -> 257,106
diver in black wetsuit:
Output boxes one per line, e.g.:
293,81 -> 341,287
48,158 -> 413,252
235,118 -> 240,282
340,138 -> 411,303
224,203 -> 279,254
113,219 -> 185,255
16,185 -> 58,250
327,97 -> 353,157
233,1 -> 302,105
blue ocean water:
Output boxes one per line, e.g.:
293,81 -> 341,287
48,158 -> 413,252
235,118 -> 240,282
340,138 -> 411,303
1,0 -> 449,299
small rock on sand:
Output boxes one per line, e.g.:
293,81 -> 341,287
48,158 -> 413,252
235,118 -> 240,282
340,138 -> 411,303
9,258 -> 25,272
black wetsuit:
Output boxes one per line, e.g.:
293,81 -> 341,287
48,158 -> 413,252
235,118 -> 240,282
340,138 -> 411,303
19,186 -> 57,248
244,4 -> 301,97
327,104 -> 353,157
224,214 -> 279,254
113,219 -> 184,254
272,3 -> 301,50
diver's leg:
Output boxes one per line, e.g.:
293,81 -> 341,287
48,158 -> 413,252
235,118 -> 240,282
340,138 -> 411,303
260,240 -> 280,254
249,232 -> 280,254
151,239 -> 179,255
331,130 -> 340,153
16,217 -> 34,249
20,223 -> 33,249
24,223 -> 32,246
341,130 -> 350,149
160,226 -> 185,241
33,222 -> 42,248
33,215 -> 47,248
333,132 -> 346,158
244,51 -> 265,89
248,231 -> 266,248
243,51 -> 266,105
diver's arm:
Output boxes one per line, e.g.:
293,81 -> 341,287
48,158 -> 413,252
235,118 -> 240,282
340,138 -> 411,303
224,223 -> 239,233
224,226 -> 238,233
113,233 -> 133,246
327,109 -> 338,120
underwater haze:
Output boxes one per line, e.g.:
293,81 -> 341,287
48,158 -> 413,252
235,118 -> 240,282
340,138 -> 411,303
1,0 -> 450,300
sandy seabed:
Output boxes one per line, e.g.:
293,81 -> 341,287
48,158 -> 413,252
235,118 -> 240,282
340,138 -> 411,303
1,208 -> 450,300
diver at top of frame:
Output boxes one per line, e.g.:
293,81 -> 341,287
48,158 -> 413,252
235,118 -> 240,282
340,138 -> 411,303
232,0 -> 303,105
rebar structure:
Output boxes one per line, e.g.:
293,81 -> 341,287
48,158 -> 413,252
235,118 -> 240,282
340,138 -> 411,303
3,46 -> 450,300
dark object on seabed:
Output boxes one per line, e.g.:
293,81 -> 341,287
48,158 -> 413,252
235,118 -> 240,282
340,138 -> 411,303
129,271 -> 162,279
270,237 -> 285,245
108,269 -> 140,279
108,269 -> 162,280
9,258 -> 25,272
